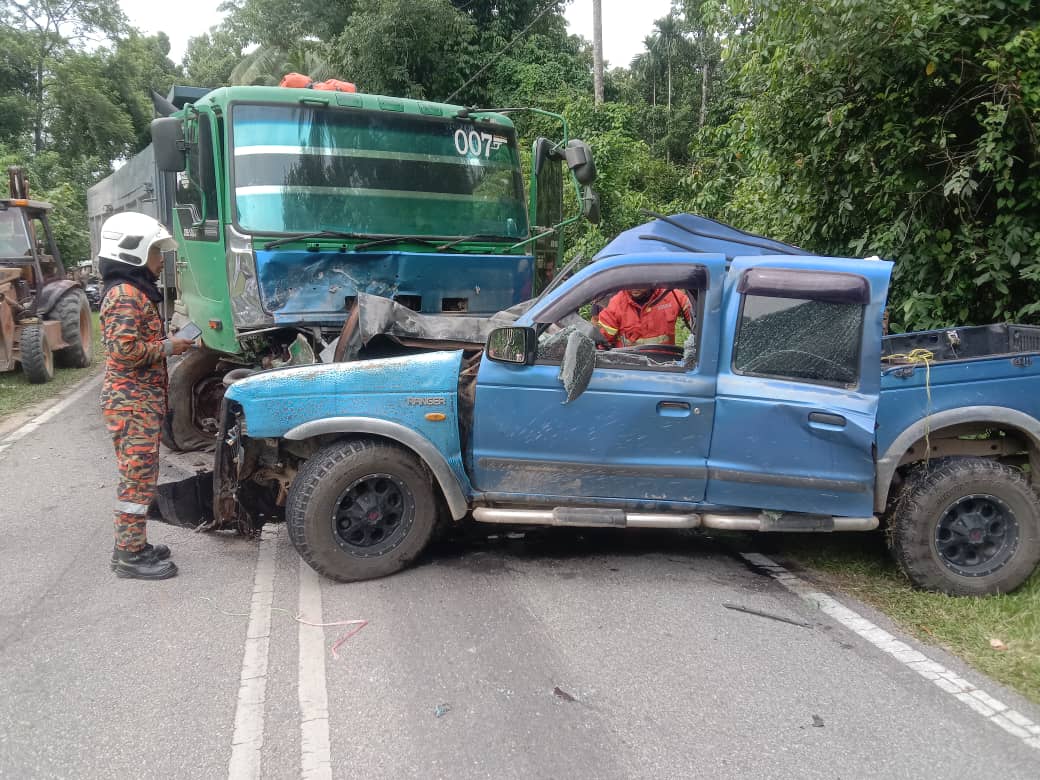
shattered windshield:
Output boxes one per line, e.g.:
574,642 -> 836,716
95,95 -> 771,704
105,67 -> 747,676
0,208 -> 31,257
231,103 -> 528,239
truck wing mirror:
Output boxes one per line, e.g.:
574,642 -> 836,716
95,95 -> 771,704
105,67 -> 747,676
582,186 -> 601,225
564,140 -> 597,185
558,330 -> 595,403
486,326 -> 537,365
151,117 -> 186,172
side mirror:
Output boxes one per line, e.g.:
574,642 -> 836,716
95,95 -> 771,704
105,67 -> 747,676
532,137 -> 552,176
582,186 -> 601,225
151,117 -> 186,172
564,139 -> 597,185
558,330 -> 595,403
486,326 -> 537,365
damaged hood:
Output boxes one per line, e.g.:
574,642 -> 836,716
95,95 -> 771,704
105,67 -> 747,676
223,350 -> 465,439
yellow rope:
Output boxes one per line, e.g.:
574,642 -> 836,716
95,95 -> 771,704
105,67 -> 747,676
883,349 -> 935,461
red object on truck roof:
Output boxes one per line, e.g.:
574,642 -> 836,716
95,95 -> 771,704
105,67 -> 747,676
279,73 -> 357,93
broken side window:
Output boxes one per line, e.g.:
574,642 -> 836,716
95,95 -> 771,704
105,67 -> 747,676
733,295 -> 863,387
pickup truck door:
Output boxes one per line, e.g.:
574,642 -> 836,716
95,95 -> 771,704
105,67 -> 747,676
469,254 -> 726,505
706,256 -> 893,517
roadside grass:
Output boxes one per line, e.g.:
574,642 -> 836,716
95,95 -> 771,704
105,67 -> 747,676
763,532 -> 1040,705
0,312 -> 102,419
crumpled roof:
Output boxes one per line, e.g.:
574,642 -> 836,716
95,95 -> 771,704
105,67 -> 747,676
594,213 -> 806,260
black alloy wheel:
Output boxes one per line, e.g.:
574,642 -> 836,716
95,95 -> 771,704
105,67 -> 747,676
935,494 -> 1019,578
332,473 -> 415,557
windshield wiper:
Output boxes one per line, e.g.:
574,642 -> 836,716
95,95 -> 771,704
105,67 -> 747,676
264,230 -> 364,250
352,235 -> 444,251
435,233 -> 515,252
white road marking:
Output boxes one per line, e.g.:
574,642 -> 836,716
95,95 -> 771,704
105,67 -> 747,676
0,375 -> 102,459
228,525 -> 281,779
741,552 -> 1040,752
298,559 -> 333,780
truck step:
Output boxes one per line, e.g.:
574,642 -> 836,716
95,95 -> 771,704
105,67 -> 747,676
471,508 -> 879,532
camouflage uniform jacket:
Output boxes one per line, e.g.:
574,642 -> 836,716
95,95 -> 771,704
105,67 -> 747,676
99,283 -> 168,412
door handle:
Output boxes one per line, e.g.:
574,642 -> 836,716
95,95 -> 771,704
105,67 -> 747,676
808,411 -> 846,428
657,401 -> 691,417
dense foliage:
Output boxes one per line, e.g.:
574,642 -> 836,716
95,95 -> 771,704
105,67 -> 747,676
1,0 -> 1036,331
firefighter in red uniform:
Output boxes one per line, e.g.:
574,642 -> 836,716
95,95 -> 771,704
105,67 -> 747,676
595,288 -> 693,348
98,212 -> 195,580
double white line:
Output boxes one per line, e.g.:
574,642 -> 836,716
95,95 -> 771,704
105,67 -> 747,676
228,526 -> 334,779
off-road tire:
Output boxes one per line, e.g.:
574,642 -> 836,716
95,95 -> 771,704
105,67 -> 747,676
162,347 -> 221,451
286,439 -> 439,582
889,458 -> 1040,595
19,323 -> 54,384
52,290 -> 93,368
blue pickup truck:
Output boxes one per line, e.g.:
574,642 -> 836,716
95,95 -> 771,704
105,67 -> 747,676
213,214 -> 1040,595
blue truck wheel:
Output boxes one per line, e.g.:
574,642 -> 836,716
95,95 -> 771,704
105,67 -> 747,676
890,458 -> 1040,595
286,439 -> 439,581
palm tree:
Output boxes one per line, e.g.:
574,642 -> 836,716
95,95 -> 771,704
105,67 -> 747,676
631,35 -> 661,107
653,13 -> 684,113
230,40 -> 334,86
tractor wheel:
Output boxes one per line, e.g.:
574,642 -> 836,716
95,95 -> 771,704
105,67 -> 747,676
20,324 -> 54,384
52,290 -> 93,368
286,439 -> 439,582
162,347 -> 222,451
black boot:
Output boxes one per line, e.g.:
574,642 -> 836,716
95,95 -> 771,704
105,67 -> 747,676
110,543 -> 171,567
111,547 -> 178,580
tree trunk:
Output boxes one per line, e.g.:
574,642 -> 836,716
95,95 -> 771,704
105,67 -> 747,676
34,54 -> 45,153
592,0 -> 604,105
699,60 -> 711,128
667,59 -> 672,112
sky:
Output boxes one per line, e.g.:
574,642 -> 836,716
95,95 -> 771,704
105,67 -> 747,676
118,0 -> 675,70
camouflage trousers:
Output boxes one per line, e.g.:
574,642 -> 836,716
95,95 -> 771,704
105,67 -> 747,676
103,406 -> 162,551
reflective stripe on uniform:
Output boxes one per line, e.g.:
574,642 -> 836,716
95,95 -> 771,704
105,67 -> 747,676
634,335 -> 669,345
116,500 -> 150,516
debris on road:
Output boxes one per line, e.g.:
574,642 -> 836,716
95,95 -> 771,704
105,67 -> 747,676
153,472 -> 214,529
199,596 -> 367,659
553,686 -> 577,702
812,714 -> 825,728
722,601 -> 811,629
434,704 -> 451,718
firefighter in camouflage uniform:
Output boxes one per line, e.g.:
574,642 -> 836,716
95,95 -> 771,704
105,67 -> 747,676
98,212 -> 195,580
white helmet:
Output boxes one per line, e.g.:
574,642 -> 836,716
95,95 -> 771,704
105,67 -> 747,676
98,211 -> 178,267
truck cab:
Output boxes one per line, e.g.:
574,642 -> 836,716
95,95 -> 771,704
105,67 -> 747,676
149,85 -> 598,450
215,214 -> 1040,596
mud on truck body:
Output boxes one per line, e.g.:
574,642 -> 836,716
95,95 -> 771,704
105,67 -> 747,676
147,85 -> 599,451
208,214 -> 1040,597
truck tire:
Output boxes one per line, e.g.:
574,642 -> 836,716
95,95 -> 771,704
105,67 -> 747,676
162,347 -> 221,451
889,458 -> 1040,595
52,290 -> 93,368
19,324 -> 54,384
286,439 -> 439,582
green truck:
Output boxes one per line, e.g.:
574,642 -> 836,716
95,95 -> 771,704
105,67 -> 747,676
145,84 -> 598,450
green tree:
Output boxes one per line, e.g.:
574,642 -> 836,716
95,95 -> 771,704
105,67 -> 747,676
686,0 -> 1040,330
0,0 -> 126,151
107,32 -> 181,151
333,0 -> 476,100
0,24 -> 35,143
183,29 -> 245,87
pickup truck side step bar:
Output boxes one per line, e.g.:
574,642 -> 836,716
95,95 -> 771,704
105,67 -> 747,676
471,508 -> 879,533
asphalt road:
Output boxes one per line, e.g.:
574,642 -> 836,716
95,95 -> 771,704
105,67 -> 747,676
1,376 -> 1039,779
